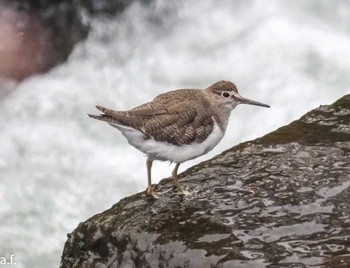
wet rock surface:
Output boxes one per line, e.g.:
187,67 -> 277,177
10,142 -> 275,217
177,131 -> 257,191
60,95 -> 350,268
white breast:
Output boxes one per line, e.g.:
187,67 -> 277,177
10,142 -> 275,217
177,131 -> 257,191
112,117 -> 224,163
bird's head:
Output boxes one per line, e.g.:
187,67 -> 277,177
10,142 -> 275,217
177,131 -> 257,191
206,80 -> 270,110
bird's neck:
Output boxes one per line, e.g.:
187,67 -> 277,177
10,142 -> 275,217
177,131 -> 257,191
213,106 -> 232,132
202,91 -> 233,132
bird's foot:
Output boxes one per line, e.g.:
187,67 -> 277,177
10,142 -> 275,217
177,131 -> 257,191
146,185 -> 174,199
146,186 -> 161,199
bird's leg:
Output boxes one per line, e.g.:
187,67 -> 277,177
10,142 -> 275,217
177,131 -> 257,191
172,163 -> 185,195
146,159 -> 159,199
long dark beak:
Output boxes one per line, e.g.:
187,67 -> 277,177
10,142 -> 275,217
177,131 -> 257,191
240,97 -> 270,108
236,93 -> 270,108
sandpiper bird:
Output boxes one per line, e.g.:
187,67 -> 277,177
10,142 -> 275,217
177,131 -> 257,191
88,80 -> 269,199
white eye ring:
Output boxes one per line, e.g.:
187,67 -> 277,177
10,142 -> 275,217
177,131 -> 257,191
221,91 -> 231,98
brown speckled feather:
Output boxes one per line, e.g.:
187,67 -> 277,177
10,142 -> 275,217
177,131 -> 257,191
90,89 -> 214,145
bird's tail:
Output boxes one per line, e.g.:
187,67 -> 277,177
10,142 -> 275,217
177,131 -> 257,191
87,113 -> 115,124
87,105 -> 119,124
88,105 -> 135,131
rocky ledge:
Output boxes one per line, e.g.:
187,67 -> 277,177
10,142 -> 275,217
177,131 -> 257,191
60,95 -> 350,268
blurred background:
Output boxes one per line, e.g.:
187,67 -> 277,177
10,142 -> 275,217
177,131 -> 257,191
0,0 -> 349,267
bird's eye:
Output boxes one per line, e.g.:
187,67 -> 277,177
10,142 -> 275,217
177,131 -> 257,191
221,91 -> 231,98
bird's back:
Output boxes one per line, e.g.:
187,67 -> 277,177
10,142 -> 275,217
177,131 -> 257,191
89,88 -> 216,145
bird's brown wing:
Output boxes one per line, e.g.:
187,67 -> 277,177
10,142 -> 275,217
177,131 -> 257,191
90,100 -> 214,145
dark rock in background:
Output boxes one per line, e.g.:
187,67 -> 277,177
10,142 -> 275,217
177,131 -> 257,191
77,0 -> 148,15
0,0 -> 88,81
0,0 -> 151,82
60,95 -> 350,267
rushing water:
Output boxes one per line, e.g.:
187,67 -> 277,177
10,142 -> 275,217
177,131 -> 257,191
0,1 -> 350,267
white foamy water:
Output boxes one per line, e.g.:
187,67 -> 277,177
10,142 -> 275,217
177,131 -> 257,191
0,1 -> 349,267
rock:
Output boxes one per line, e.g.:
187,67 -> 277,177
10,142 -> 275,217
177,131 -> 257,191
60,95 -> 350,267
0,0 -> 152,82
76,0 -> 145,15
0,0 -> 88,81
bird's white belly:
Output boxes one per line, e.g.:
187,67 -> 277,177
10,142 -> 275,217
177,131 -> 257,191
113,118 -> 224,163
